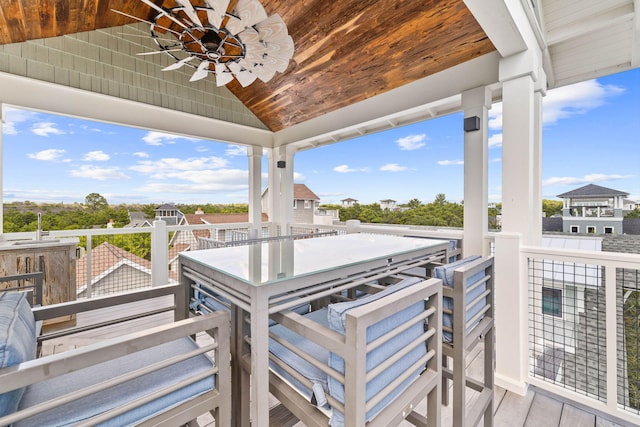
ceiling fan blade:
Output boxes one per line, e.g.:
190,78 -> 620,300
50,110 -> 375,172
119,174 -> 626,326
215,63 -> 234,86
140,0 -> 190,31
174,0 -> 204,28
162,56 -> 195,71
203,0 -> 230,28
225,0 -> 267,35
136,48 -> 183,56
228,61 -> 258,87
254,14 -> 288,40
262,35 -> 294,60
111,9 -> 181,36
190,61 -> 211,81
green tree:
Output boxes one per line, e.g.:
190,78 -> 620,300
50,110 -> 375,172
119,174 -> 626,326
542,199 -> 563,217
85,193 -> 108,211
434,193 -> 447,206
626,207 -> 640,218
406,198 -> 422,209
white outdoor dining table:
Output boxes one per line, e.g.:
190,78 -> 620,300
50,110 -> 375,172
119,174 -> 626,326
178,233 -> 450,426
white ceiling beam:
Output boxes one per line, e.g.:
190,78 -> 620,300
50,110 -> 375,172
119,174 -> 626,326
274,52 -> 500,149
0,71 -> 273,148
463,0 -> 528,57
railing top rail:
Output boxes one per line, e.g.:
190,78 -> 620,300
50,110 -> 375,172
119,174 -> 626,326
521,244 -> 640,267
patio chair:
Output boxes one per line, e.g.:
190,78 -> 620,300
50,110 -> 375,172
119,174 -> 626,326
0,284 -> 231,427
433,256 -> 494,427
268,276 -> 442,427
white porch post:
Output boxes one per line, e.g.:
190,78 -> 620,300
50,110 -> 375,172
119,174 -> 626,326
278,145 -> 296,235
494,48 -> 544,395
462,87 -> 491,256
151,220 -> 168,287
247,146 -> 263,239
266,148 -> 280,236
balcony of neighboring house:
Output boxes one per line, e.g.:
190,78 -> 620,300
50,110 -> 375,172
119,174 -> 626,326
1,221 -> 639,426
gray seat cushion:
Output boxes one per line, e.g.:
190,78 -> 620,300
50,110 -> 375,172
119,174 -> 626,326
0,292 -> 36,417
15,337 -> 214,427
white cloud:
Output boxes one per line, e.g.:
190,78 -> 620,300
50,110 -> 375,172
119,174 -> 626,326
488,133 -> 502,148
293,172 -> 307,182
437,159 -> 464,166
195,146 -> 209,153
82,150 -> 110,161
395,134 -> 427,150
137,182 -> 247,193
334,164 -> 369,173
543,173 -> 633,186
27,149 -> 66,161
2,107 -> 38,135
380,163 -> 408,172
489,79 -> 624,130
133,151 -> 150,158
141,131 -> 199,146
225,145 -> 247,156
70,165 -> 129,181
31,122 -> 66,137
130,156 -> 228,177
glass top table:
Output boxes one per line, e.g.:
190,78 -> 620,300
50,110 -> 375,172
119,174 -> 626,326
180,233 -> 450,286
178,233 -> 450,426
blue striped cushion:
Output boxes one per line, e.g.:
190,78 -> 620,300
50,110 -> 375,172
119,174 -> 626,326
0,292 -> 36,417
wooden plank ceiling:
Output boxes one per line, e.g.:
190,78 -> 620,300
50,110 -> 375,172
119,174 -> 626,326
0,0 -> 495,132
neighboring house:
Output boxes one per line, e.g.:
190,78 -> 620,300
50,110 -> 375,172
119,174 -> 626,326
76,242 -> 159,298
380,199 -> 397,210
125,211 -> 152,228
558,184 -> 630,235
261,184 -> 320,224
341,198 -> 358,207
155,203 -> 184,225
170,211 -> 269,249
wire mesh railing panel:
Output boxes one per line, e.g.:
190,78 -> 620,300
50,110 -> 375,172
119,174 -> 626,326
76,232 -> 153,298
619,267 -> 640,414
528,257 -> 607,402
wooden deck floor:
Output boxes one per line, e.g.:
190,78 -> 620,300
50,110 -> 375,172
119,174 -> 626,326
40,298 -> 636,427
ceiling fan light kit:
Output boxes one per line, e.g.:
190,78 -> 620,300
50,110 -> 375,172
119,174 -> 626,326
116,0 -> 294,87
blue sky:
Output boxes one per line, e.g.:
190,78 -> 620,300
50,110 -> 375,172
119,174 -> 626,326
2,67 -> 639,206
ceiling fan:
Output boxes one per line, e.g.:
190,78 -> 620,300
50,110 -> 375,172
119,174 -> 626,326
113,0 -> 294,87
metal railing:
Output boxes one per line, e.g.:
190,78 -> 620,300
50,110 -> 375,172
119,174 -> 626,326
523,245 -> 640,423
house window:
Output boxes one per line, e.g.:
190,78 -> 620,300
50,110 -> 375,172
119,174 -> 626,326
304,200 -> 311,209
542,287 -> 562,317
587,226 -> 596,234
570,226 -> 579,233
293,199 -> 297,209
604,226 -> 613,234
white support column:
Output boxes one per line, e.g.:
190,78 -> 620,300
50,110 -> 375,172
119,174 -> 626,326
278,145 -> 296,235
493,232 -> 528,395
462,87 -> 491,256
247,146 -> 263,239
501,73 -> 536,243
531,84 -> 545,246
493,46 -> 544,396
151,220 -> 168,287
266,148 -> 280,236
